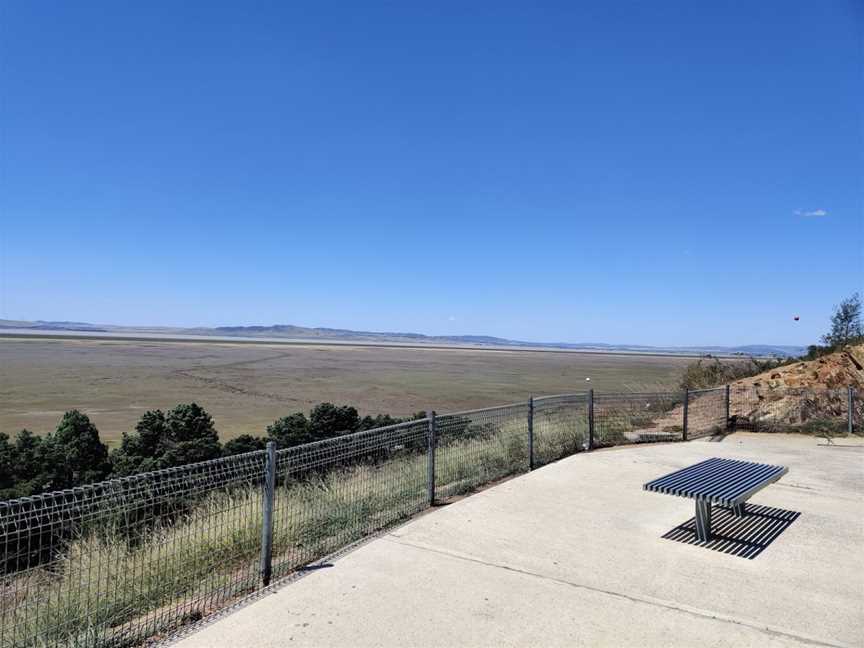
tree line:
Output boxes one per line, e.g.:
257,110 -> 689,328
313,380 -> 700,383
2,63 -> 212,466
0,403 -> 425,500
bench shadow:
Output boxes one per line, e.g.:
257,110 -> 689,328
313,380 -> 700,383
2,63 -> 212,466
662,504 -> 800,559
297,563 -> 334,572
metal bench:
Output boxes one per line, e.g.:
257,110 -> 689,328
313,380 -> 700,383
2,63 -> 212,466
644,457 -> 788,541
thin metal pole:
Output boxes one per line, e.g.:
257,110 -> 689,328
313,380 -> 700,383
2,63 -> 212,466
725,384 -> 731,429
260,441 -> 276,586
427,411 -> 437,506
849,386 -> 854,436
682,389 -> 689,441
528,396 -> 535,470
587,389 -> 595,450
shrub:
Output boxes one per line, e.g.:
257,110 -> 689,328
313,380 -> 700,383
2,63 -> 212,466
223,434 -> 267,456
266,412 -> 314,448
309,403 -> 360,439
44,410 -> 111,490
678,356 -> 784,390
111,404 -> 221,476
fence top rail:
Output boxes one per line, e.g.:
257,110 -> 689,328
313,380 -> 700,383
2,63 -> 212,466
275,416 -> 430,459
532,392 -> 588,402
689,386 -> 728,395
594,391 -> 682,399
0,447 -> 268,510
730,385 -> 854,393
442,402 -> 528,418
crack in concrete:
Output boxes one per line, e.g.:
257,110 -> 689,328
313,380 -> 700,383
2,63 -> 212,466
384,536 -> 848,648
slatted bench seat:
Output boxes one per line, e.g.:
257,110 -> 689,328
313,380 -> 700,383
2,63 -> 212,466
644,457 -> 788,541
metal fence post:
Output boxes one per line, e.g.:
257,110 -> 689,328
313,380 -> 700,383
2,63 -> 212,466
427,411 -> 437,506
260,441 -> 276,587
528,396 -> 535,470
587,389 -> 595,450
682,389 -> 689,441
849,386 -> 855,436
725,384 -> 731,429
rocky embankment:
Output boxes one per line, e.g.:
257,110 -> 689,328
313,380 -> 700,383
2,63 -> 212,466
728,343 -> 863,430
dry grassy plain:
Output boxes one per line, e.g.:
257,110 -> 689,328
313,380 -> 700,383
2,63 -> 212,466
0,336 -> 694,445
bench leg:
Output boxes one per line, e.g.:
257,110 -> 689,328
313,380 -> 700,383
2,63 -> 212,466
731,503 -> 746,517
695,500 -> 712,541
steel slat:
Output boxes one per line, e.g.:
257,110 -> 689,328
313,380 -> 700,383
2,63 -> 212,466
644,458 -> 787,505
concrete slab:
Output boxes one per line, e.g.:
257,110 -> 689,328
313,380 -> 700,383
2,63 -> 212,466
173,433 -> 864,648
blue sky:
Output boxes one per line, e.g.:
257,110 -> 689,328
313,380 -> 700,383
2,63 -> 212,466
1,1 -> 861,347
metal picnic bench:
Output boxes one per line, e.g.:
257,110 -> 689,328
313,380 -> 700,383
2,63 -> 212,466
643,457 -> 788,541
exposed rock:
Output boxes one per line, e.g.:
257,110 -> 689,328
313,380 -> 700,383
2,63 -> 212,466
733,343 -> 863,391
728,343 -> 863,428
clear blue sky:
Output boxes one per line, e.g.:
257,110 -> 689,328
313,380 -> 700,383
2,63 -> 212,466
1,1 -> 861,347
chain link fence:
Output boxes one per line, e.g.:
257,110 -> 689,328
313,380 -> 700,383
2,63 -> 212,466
1,384 -> 859,647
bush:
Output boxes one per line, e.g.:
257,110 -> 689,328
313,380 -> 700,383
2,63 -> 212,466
0,429 -> 48,498
0,432 -> 17,498
309,403 -> 361,439
223,434 -> 267,456
111,403 -> 222,476
678,356 -> 784,390
267,413 -> 314,448
359,414 -> 402,430
45,410 -> 111,490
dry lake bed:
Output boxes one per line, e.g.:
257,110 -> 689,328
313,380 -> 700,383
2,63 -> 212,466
0,336 -> 694,445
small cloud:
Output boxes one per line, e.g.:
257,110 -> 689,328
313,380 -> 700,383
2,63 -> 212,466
795,209 -> 828,217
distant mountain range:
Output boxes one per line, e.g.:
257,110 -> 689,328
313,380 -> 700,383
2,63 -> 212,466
0,319 -> 807,357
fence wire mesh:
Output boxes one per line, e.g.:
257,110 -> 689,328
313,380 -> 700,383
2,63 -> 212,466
270,419 -> 429,581
1,383 -> 860,647
532,394 -> 588,466
729,385 -> 859,436
593,392 -> 685,445
686,387 -> 728,439
435,404 -> 529,499
1,451 -> 266,648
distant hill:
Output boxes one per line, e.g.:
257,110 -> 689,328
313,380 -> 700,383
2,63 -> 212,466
0,319 -> 807,357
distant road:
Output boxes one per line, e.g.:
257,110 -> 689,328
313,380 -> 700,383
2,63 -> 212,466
0,329 -> 746,359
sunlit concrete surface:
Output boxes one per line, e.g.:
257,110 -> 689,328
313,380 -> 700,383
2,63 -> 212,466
173,433 -> 864,648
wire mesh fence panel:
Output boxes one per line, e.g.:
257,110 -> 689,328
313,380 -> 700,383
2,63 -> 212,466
532,394 -> 588,466
0,451 -> 266,648
594,392 -> 685,446
729,386 -> 852,435
270,419 -> 429,581
7,383 -> 857,648
434,403 -> 529,500
686,387 -> 728,439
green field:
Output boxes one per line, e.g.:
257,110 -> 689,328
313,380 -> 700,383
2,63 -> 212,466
0,336 -> 693,446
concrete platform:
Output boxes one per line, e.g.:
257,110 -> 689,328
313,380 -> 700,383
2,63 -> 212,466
173,433 -> 864,647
